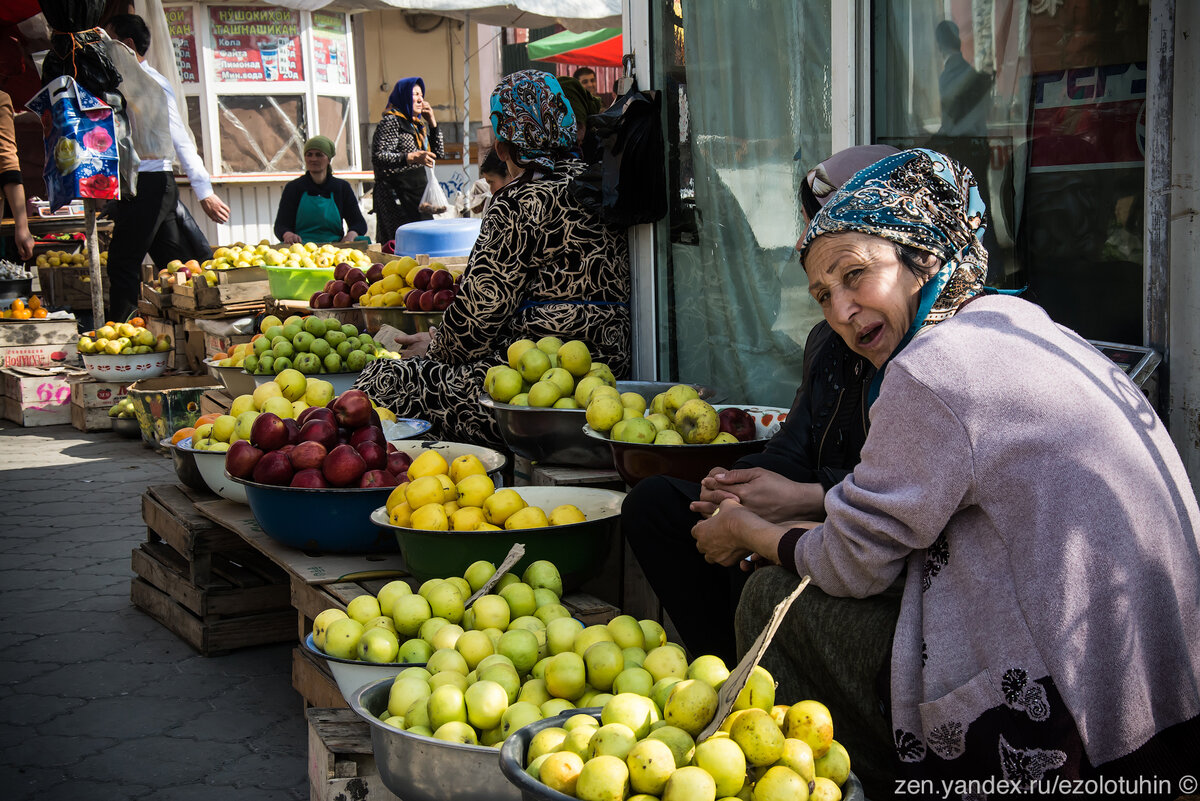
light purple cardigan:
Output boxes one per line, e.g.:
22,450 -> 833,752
790,295 -> 1200,770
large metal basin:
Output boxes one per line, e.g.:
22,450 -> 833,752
351,676 -> 521,801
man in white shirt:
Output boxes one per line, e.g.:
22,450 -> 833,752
104,14 -> 230,322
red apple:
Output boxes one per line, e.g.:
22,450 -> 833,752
404,289 -> 424,310
323,443 -> 366,487
225,440 -> 264,479
252,450 -> 294,485
349,425 -> 385,449
429,269 -> 454,291
303,406 -> 336,426
332,291 -> 352,308
312,292 -> 333,309
332,389 -> 373,428
309,291 -> 323,307
356,440 -> 388,471
333,262 -> 351,281
386,450 -> 412,475
349,281 -> 369,300
345,268 -> 366,286
418,290 -> 437,312
366,263 -> 384,283
412,267 -> 434,290
289,440 -> 327,471
717,407 -> 757,442
359,469 -> 397,488
386,441 -> 397,453
291,469 -> 329,488
431,289 -> 455,311
299,418 -> 338,451
250,412 -> 290,451
327,279 -> 348,296
283,417 -> 301,445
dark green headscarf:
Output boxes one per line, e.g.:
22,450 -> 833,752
557,76 -> 601,128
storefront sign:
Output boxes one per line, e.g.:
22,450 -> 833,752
166,6 -> 198,84
311,11 -> 350,85
209,6 -> 304,82
1030,62 -> 1146,169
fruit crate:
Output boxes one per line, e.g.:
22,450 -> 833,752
173,275 -> 270,311
307,708 -> 401,801
141,483 -> 252,583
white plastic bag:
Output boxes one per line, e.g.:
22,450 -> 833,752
418,166 -> 451,217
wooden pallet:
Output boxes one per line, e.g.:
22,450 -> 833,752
172,275 -> 270,311
142,483 -> 246,584
132,540 -> 290,618
131,575 -> 294,656
293,644 -> 347,710
307,708 -> 401,801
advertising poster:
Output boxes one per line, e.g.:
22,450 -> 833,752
165,6 -> 198,83
311,11 -> 350,85
209,5 -> 304,82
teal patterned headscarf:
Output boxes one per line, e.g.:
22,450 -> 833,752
489,69 -> 577,172
800,148 -> 990,402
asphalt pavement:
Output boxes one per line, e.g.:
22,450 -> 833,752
0,422 -> 308,800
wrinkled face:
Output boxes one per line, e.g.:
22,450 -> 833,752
305,149 -> 330,174
412,84 -> 424,108
805,232 -> 933,368
577,72 -> 597,94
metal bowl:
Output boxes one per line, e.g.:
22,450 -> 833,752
499,709 -> 867,801
351,675 -> 523,801
356,305 -> 443,336
171,436 -> 247,503
371,486 -> 624,590
161,435 -> 209,493
82,351 -> 169,382
582,404 -> 790,487
204,359 -> 257,397
481,380 -> 722,468
0,277 -> 33,303
227,475 -> 398,553
302,633 -> 425,703
111,416 -> 142,439
247,369 -> 361,395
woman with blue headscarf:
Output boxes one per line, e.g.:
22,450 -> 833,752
355,70 -> 630,445
371,77 -> 445,244
694,149 -> 1200,795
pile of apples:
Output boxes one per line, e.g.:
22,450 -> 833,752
243,313 -> 392,376
383,450 -> 586,532
484,337 -> 614,409
586,384 -> 761,446
78,319 -> 173,356
34,249 -> 103,269
224,387 -> 413,489
359,256 -> 462,311
311,261 -> 371,309
203,241 -> 372,272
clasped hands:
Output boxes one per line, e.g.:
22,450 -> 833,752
390,328 -> 433,358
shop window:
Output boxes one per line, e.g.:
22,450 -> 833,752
651,0 -> 833,406
217,95 -> 306,174
317,95 -> 351,171
185,96 -> 203,162
872,0 -> 1148,344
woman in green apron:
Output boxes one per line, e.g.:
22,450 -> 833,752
274,136 -> 368,245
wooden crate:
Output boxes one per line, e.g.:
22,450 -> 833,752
200,388 -> 233,416
307,708 -> 401,801
71,403 -> 112,432
131,576 -> 293,656
172,276 -> 270,311
293,645 -> 347,710
132,540 -> 290,618
141,483 -> 246,584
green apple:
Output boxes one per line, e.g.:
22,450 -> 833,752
429,670 -> 469,693
601,692 -> 660,739
398,666 -> 431,682
521,560 -> 563,598
357,627 -> 399,663
573,624 -> 616,657
233,410 -> 260,442
627,737 -> 676,796
488,366 -> 524,403
730,707 -> 785,766
612,417 -> 657,443
575,754 -> 629,801
674,398 -> 720,443
463,560 -> 496,593
534,603 -> 571,625
544,651 -> 588,701
814,739 -> 851,786
812,776 -> 842,799
517,348 -> 551,383
211,414 -> 237,442
506,338 -> 536,369
650,676 -> 683,713
471,594 -> 511,631
773,737 -> 816,784
274,368 -> 307,401
754,766 -> 809,801
454,629 -> 494,670
527,380 -> 563,408
646,724 -> 695,772
376,580 -> 413,616
645,412 -> 672,433
662,765 -> 716,801
563,713 -> 599,732
419,616 -> 450,645
663,679 -> 719,736
427,684 -> 468,730
432,720 -> 478,744
312,608 -> 348,651
546,616 -> 583,655
783,699 -> 833,757
363,615 -> 396,634
654,429 -> 685,445
388,676 -> 431,718
499,700 -> 543,739
605,615 -> 644,650
532,588 -> 560,608
322,617 -> 364,660
305,378 -> 334,407
559,725 -> 597,759
426,647 -> 469,677
688,654 -> 731,689
583,641 -> 624,692
426,582 -> 465,624
498,582 -> 537,619
392,594 -> 432,637
517,677 -> 552,707
345,594 -> 381,624
735,665 -> 777,713
538,750 -> 585,796
398,637 -> 434,664
464,679 -> 509,730
662,384 -> 700,421
585,394 -> 624,434
430,623 -> 465,652
497,628 -> 540,676
540,698 -> 576,718
573,375 -> 606,407
479,661 -> 521,704
612,667 -> 654,697
556,339 -> 592,377
526,725 -> 568,764
622,646 -> 646,670
643,645 -> 689,684
588,722 -> 637,761
536,335 -> 563,355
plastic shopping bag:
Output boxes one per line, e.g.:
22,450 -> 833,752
418,166 -> 451,217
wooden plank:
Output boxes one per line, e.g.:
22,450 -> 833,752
307,708 -> 402,801
142,484 -> 245,582
293,645 -> 348,709
132,542 -> 290,618
530,463 -> 626,491
618,539 -> 661,622
131,577 -> 295,656
200,389 -> 233,416
562,591 -> 620,626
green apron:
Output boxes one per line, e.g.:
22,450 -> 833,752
294,192 -> 343,244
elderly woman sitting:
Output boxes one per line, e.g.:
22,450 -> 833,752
694,149 -> 1200,797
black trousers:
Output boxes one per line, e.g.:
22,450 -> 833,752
622,474 -> 749,665
106,171 -> 186,322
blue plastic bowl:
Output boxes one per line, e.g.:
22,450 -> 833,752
394,217 -> 482,258
228,474 -> 398,553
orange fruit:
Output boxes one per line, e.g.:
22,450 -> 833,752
32,308 -> 47,318
211,351 -> 228,360
10,299 -> 24,312
171,426 -> 196,444
129,316 -> 145,327
12,308 -> 32,319
195,413 -> 221,426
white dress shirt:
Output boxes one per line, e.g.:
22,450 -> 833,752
138,61 -> 213,200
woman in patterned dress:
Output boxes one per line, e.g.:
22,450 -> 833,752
355,70 -> 630,446
695,149 -> 1200,797
371,77 -> 445,245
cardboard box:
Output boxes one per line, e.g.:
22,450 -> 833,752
1,366 -> 85,426
70,376 -> 132,408
127,375 -> 221,446
0,319 -> 80,348
71,402 -> 113,432
0,342 -> 79,368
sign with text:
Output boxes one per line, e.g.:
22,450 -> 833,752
209,6 -> 304,83
1030,62 -> 1146,170
165,6 -> 198,84
312,11 -> 350,85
